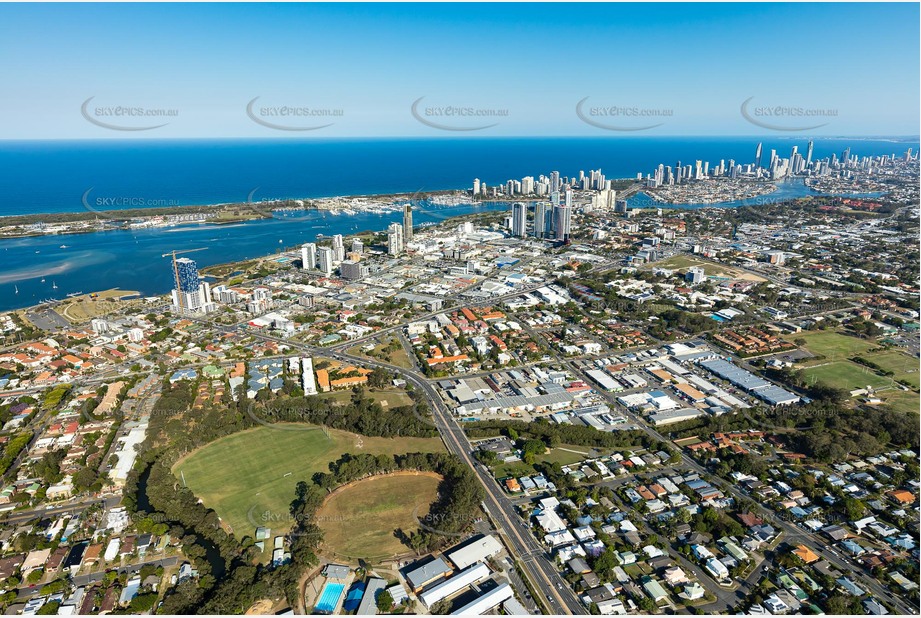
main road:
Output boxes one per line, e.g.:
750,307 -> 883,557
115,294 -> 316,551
325,347 -> 586,615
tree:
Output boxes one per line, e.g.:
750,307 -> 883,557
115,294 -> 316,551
376,589 -> 394,612
429,598 -> 453,615
36,601 -> 60,615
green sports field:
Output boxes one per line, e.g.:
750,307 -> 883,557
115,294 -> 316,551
172,424 -> 444,542
860,350 -> 921,389
795,330 -> 877,363
800,361 -> 892,392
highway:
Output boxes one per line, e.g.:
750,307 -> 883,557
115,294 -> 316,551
326,347 -> 586,615
225,312 -> 589,614
222,274 -> 915,615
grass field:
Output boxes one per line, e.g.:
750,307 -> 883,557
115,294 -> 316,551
349,338 -> 415,370
57,289 -> 142,323
646,255 -> 765,282
794,330 -> 920,404
491,444 -> 617,479
873,389 -> 921,415
318,388 -> 413,409
795,330 -> 877,363
172,425 -> 444,542
859,350 -> 921,389
316,473 -> 441,561
800,361 -> 892,392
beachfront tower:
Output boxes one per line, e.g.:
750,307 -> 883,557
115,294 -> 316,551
403,203 -> 413,243
511,202 -> 527,238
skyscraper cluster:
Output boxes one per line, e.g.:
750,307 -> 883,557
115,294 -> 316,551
474,168 -> 610,199
505,181 -> 573,243
639,140 -> 888,186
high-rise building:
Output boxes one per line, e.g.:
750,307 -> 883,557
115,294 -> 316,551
755,142 -> 763,168
521,176 -> 534,195
351,238 -> 364,255
533,202 -> 549,238
170,258 -> 214,314
472,178 -> 481,196
331,235 -> 345,263
387,222 -> 404,255
175,257 -> 200,293
550,170 -> 560,194
403,203 -> 413,243
511,202 -> 527,237
553,204 -> 572,242
301,243 -> 317,269
806,140 -> 814,168
317,246 -> 334,276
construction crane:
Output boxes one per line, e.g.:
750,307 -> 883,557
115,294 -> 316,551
162,248 -> 209,311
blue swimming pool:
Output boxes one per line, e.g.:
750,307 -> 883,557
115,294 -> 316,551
314,582 -> 345,614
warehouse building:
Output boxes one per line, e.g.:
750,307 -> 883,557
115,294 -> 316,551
419,563 -> 490,607
450,582 -> 514,615
446,534 -> 504,570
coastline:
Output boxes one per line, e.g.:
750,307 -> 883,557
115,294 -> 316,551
3,201 -> 511,316
0,189 -> 469,240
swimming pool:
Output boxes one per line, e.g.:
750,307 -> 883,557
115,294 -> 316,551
314,581 -> 345,614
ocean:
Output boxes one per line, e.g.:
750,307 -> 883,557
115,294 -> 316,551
1,137 -> 916,216
0,136 -> 916,312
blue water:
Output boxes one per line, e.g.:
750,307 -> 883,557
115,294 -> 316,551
0,137 -> 916,216
0,201 -> 509,311
628,177 -> 822,210
315,582 -> 345,614
1,137 -> 917,312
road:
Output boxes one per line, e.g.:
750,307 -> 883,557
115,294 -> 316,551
558,358 -> 915,614
220,272 -> 915,615
226,313 -> 589,614
326,347 -> 586,615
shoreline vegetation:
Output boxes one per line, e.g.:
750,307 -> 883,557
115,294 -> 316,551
0,175 -> 646,238
0,189 -> 468,238
9,204 -> 509,319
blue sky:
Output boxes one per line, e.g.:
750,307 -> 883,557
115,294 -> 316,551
0,2 -> 917,138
